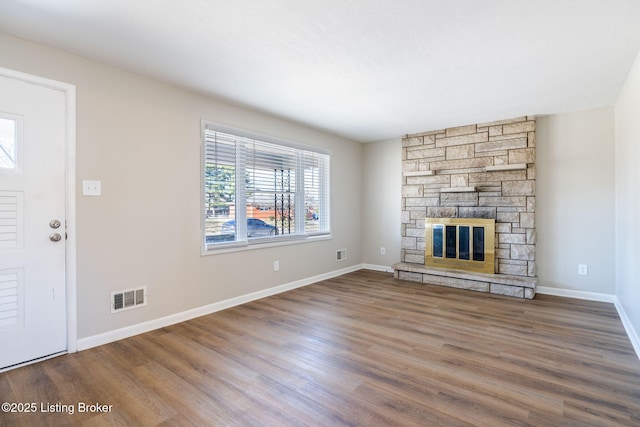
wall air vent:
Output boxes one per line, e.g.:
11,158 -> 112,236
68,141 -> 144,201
111,286 -> 147,314
336,249 -> 347,261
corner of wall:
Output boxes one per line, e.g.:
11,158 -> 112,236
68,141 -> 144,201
614,297 -> 640,360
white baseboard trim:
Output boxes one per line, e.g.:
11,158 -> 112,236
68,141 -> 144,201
77,263 -> 363,351
536,286 -> 616,303
613,297 -> 640,361
537,286 -> 640,361
361,263 -> 395,273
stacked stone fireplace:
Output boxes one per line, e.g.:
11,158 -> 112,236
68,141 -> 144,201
393,116 -> 537,299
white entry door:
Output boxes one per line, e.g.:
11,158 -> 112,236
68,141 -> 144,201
0,74 -> 67,369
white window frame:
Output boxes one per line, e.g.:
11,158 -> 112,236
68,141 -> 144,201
201,121 -> 331,254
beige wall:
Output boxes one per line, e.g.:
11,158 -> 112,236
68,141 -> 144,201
362,138 -> 402,268
615,49 -> 640,337
0,33 -> 363,340
536,107 -> 616,294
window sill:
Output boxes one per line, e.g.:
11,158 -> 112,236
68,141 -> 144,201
201,233 -> 332,256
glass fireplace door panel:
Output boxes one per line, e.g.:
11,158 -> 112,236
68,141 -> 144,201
473,226 -> 485,262
446,226 -> 457,259
433,225 -> 443,258
459,226 -> 470,260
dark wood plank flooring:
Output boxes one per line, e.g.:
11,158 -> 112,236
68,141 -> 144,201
1,270 -> 639,426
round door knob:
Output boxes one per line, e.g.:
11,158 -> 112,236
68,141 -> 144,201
49,219 -> 62,229
49,233 -> 62,242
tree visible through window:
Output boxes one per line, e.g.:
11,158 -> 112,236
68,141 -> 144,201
202,123 -> 330,249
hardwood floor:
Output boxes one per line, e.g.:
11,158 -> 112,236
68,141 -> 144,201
2,270 -> 639,426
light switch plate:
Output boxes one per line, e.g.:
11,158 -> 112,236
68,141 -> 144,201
82,180 -> 102,196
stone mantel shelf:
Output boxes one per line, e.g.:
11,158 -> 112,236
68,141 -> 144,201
440,186 -> 477,193
485,163 -> 527,172
403,171 -> 435,176
404,164 -> 528,177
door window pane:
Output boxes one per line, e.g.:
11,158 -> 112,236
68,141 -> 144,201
0,118 -> 16,170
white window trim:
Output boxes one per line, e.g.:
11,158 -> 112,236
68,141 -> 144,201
200,120 -> 331,255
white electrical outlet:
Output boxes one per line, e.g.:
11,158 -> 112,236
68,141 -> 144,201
380,247 -> 386,255
82,180 -> 102,196
274,260 -> 279,271
578,264 -> 588,276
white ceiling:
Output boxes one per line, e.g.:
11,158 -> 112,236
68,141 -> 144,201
2,0 -> 640,142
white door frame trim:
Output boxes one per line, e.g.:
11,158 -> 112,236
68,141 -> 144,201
0,66 -> 77,353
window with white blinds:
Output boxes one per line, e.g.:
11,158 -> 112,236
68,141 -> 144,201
202,122 -> 330,250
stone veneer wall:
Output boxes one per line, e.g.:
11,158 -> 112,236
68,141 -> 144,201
401,116 -> 536,278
